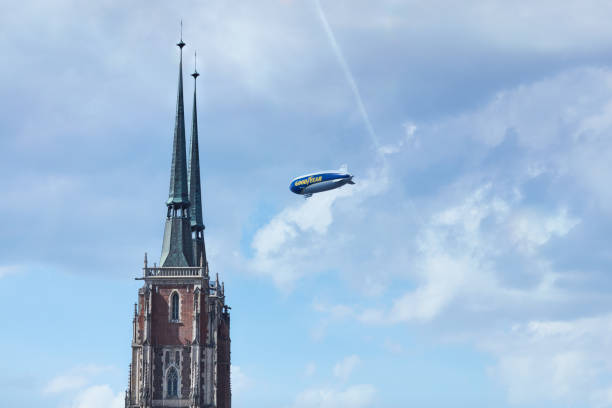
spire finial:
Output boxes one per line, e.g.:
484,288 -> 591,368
192,51 -> 199,79
177,20 -> 185,49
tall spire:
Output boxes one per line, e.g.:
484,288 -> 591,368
189,52 -> 207,266
189,53 -> 204,231
166,29 -> 189,207
160,27 -> 194,267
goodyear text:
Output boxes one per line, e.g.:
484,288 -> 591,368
294,175 -> 323,187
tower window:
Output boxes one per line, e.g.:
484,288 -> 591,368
171,292 -> 179,321
167,367 -> 178,398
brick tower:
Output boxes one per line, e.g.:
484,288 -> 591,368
125,35 -> 231,408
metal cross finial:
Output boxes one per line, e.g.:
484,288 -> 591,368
192,51 -> 200,79
177,20 -> 186,49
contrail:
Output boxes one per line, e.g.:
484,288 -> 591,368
314,0 -> 380,151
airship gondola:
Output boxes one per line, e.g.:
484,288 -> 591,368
289,169 -> 355,198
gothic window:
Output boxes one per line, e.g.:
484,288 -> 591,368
167,367 -> 178,398
171,292 -> 179,321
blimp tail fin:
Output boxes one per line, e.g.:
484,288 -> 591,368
347,175 -> 355,185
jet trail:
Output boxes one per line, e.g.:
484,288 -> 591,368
314,0 -> 380,151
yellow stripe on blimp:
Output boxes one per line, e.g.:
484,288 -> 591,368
294,175 -> 322,187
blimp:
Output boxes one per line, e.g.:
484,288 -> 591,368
289,168 -> 355,198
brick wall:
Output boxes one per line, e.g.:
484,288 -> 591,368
216,313 -> 231,408
151,285 -> 194,345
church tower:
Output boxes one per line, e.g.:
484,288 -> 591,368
126,35 -> 231,408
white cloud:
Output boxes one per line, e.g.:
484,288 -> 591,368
289,356 -> 373,408
69,385 -> 123,408
248,165 -> 389,291
43,365 -> 123,408
297,67 -> 611,406
457,67 -> 612,213
378,122 -> 418,155
313,299 -> 354,319
379,181 -> 580,323
319,0 -> 612,54
249,190 -> 344,290
381,187 -> 515,322
43,365 -> 113,394
44,374 -> 88,394
318,179 -> 580,327
333,355 -> 361,381
231,365 -> 253,393
289,384 -> 376,408
481,315 -> 612,405
510,208 -> 580,253
389,251 -> 479,322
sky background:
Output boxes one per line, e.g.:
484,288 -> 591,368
2,0 -> 612,407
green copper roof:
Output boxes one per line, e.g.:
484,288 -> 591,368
189,70 -> 204,230
166,42 -> 190,207
160,215 -> 193,267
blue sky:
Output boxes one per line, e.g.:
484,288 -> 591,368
2,0 -> 612,407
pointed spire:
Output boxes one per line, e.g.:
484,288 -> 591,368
166,28 -> 189,207
188,51 -> 207,267
160,27 -> 194,267
189,52 -> 204,231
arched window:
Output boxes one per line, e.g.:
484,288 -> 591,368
171,292 -> 179,321
167,367 -> 178,397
